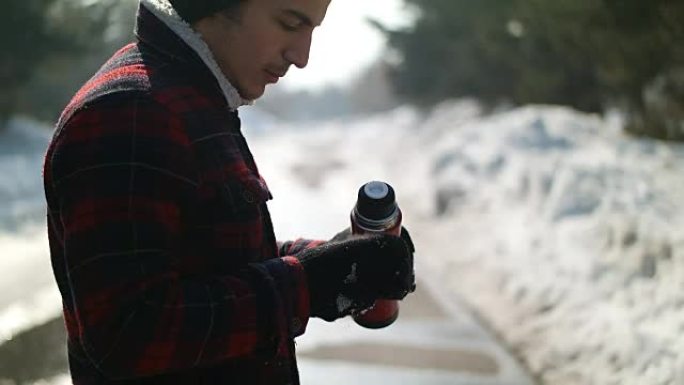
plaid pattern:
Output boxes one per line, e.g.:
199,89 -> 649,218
43,5 -> 322,384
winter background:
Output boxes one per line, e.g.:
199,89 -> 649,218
1,0 -> 683,384
1,99 -> 683,384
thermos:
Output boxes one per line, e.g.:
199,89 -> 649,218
351,181 -> 403,329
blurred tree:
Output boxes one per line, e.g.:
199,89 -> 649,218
381,0 -> 684,140
2,0 -> 136,126
257,85 -> 353,121
348,61 -> 400,115
2,0 -> 66,125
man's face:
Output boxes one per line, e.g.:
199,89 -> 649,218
193,0 -> 331,100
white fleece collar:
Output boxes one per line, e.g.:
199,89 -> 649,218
139,0 -> 252,110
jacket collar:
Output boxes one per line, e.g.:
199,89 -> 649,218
138,0 -> 252,111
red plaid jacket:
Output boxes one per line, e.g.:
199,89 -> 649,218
43,5 -> 322,384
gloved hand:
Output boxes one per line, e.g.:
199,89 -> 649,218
296,232 -> 415,322
331,226 -> 416,255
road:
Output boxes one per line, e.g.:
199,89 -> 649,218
297,279 -> 535,385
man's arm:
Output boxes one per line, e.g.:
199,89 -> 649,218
46,94 -> 308,379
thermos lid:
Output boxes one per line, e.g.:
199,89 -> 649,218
357,181 -> 397,220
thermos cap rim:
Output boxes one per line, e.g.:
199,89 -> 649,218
364,181 -> 390,200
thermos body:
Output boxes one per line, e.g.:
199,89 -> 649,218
351,181 -> 403,329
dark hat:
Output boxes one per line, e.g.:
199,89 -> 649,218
169,0 -> 244,23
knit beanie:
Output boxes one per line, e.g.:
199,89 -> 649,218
169,0 -> 243,24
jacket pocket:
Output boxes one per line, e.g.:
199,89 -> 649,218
218,171 -> 272,213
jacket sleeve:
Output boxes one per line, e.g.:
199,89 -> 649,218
46,94 -> 309,379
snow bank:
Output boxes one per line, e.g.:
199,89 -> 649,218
416,104 -> 684,385
0,117 -> 51,231
248,101 -> 684,385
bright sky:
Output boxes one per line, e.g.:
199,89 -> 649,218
280,0 -> 413,91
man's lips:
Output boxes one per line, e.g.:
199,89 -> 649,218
265,70 -> 286,83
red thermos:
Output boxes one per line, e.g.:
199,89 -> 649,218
351,181 -> 403,329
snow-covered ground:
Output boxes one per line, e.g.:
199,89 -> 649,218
0,117 -> 51,232
0,118 -> 57,344
2,102 -> 682,384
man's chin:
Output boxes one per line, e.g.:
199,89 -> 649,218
237,84 -> 266,101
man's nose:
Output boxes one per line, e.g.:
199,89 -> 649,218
284,33 -> 312,69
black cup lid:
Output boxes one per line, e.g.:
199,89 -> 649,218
356,181 -> 397,220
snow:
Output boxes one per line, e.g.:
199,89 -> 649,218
246,101 -> 684,385
0,117 -> 51,231
2,101 -> 683,384
418,105 -> 683,385
0,117 -> 57,343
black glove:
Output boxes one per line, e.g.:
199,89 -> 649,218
296,232 -> 415,322
331,226 -> 416,253
329,227 -> 356,243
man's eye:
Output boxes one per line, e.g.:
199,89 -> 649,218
279,20 -> 300,31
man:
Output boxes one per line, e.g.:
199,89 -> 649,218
43,0 -> 415,384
